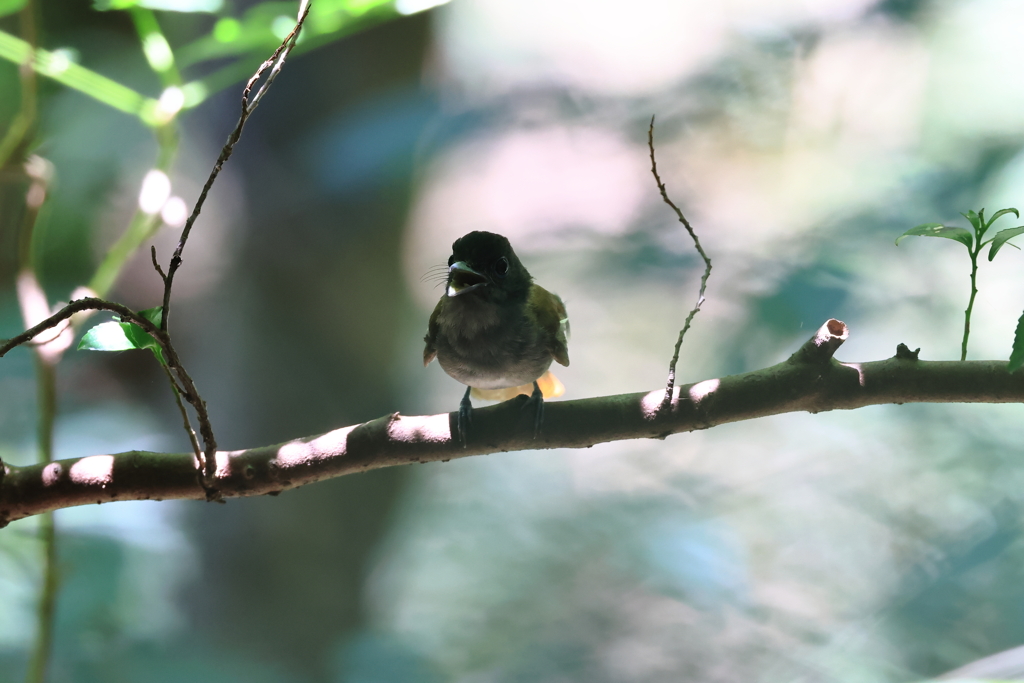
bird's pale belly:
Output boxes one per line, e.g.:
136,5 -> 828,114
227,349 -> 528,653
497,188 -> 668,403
437,348 -> 552,390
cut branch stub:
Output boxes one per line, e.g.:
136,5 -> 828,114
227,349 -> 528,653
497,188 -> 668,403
788,319 -> 849,365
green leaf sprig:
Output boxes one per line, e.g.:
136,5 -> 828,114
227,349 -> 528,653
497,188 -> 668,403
897,207 -> 1023,362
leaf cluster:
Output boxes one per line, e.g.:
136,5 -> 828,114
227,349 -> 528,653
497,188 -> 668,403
0,0 -> 428,127
897,207 -> 1024,370
896,208 -> 1024,261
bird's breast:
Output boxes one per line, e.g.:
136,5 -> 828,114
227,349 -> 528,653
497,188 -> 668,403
433,297 -> 553,389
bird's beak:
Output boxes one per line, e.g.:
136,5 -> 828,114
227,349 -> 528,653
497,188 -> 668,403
447,261 -> 488,297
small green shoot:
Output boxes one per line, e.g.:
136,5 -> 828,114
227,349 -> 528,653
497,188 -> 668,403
897,207 -> 1022,361
1009,313 -> 1024,372
78,306 -> 166,365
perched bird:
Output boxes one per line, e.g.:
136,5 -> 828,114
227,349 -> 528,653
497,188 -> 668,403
423,231 -> 569,445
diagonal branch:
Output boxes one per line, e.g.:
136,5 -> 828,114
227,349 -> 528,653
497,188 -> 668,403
158,0 -> 310,334
6,320 -> 1024,527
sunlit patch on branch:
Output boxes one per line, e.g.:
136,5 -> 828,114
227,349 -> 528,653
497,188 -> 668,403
689,379 -> 720,403
641,386 -> 682,420
41,463 -> 62,487
274,426 -> 359,468
387,414 -> 452,444
69,455 -> 115,487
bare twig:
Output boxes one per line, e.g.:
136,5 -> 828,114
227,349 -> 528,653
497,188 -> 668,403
150,245 -> 167,283
146,251 -> 195,455
148,0 -> 309,487
648,115 -> 713,412
158,0 -> 311,334
160,363 -> 202,460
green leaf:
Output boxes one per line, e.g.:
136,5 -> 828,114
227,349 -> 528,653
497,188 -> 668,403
987,207 -> 1019,228
1009,311 -> 1024,372
78,322 -> 140,352
123,322 -> 166,364
962,210 -> 982,233
896,223 -> 973,250
0,0 -> 27,19
78,316 -> 166,365
987,226 -> 1024,261
139,306 -> 163,327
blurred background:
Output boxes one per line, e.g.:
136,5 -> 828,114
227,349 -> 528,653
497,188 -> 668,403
4,0 -> 1024,680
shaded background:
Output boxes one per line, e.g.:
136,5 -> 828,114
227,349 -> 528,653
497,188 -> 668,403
5,0 -> 1024,681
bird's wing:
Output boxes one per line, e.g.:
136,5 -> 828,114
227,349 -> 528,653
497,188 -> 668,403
423,298 -> 443,366
529,285 -> 570,367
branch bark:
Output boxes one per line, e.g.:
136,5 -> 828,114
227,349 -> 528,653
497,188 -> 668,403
3,320 -> 1022,527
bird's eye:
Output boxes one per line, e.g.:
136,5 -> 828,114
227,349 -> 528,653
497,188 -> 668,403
494,257 -> 509,278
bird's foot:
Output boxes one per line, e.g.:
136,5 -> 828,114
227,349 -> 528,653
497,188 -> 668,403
457,386 -> 473,448
520,381 -> 544,439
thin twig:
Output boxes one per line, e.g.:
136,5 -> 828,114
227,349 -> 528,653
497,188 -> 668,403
150,245 -> 167,283
648,115 -> 712,412
161,362 -> 202,459
158,0 -> 310,334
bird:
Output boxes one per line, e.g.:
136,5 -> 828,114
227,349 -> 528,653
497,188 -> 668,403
423,231 -> 569,446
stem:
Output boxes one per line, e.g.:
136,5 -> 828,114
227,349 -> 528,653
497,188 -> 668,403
962,248 -> 979,362
8,5 -> 59,672
0,0 -> 37,170
24,360 -> 57,683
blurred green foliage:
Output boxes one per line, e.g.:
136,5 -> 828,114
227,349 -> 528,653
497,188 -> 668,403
0,0 -> 420,127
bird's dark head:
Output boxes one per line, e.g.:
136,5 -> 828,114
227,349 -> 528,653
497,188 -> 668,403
446,231 -> 532,301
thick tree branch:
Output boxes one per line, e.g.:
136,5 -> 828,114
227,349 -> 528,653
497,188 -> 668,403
3,320 -> 1022,526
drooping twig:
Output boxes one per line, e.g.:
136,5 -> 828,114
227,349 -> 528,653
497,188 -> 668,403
146,248 -> 196,445
160,362 -> 202,459
648,115 -> 713,412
